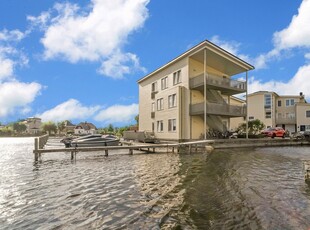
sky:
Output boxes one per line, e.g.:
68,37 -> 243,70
0,0 -> 309,127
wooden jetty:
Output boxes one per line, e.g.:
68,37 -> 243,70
33,135 -> 215,161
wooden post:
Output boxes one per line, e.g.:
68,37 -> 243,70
34,138 -> 39,161
105,150 -> 108,156
71,151 -> 74,160
172,147 -> 174,153
129,149 -> 133,155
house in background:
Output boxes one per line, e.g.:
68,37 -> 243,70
248,91 -> 310,133
138,39 -> 254,141
62,120 -> 76,134
25,117 -> 41,135
74,122 -> 97,135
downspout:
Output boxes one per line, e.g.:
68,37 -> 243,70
204,48 -> 207,139
246,71 -> 249,139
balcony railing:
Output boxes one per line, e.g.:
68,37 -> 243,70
190,102 -> 246,117
276,117 -> 296,124
189,74 -> 246,94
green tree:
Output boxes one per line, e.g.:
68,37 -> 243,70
57,121 -> 66,134
107,124 -> 114,133
13,122 -> 27,133
42,121 -> 57,135
135,115 -> 139,125
237,119 -> 265,135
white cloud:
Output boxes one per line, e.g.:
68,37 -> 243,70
273,0 -> 310,50
0,29 -> 29,81
98,51 -> 146,79
31,0 -> 149,78
248,64 -> 310,98
37,99 -> 101,122
0,81 -> 42,117
94,103 -> 138,123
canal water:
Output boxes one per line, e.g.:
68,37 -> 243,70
1,137 -> 310,229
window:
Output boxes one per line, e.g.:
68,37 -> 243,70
265,111 -> 271,118
173,70 -> 181,85
306,111 -> 310,118
157,98 -> 164,111
151,103 -> 155,112
157,120 -> 163,132
278,100 -> 282,107
249,116 -> 254,120
264,94 -> 271,109
168,94 -> 177,108
286,99 -> 295,106
151,82 -> 157,92
168,119 -> 176,132
152,122 -> 154,132
161,76 -> 168,90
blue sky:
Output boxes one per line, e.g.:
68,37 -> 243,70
0,0 -> 309,127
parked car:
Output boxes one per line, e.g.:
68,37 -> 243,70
261,127 -> 286,138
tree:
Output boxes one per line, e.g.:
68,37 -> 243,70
237,119 -> 265,135
135,115 -> 139,125
42,121 -> 57,135
107,124 -> 114,133
57,121 -> 66,134
13,122 -> 27,133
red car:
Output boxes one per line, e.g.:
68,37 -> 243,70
261,127 -> 286,138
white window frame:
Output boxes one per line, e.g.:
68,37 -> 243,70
168,94 -> 177,108
161,76 -> 168,90
151,102 -> 155,112
157,98 -> 164,111
173,70 -> 181,85
157,120 -> 164,132
168,119 -> 176,132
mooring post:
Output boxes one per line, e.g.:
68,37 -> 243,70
34,138 -> 39,161
71,151 -> 74,160
129,149 -> 133,155
172,147 -> 175,153
105,149 -> 108,156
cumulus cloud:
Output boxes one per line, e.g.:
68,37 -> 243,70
0,81 -> 42,117
248,64 -> 310,98
30,0 -> 149,79
37,99 -> 101,122
273,0 -> 310,50
94,103 -> 138,123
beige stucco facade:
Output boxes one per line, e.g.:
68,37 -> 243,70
248,91 -> 310,133
138,40 -> 254,141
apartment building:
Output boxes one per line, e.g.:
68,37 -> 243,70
138,40 -> 254,141
248,91 -> 310,132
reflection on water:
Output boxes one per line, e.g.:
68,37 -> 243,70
1,138 -> 310,229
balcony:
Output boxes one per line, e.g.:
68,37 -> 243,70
151,90 -> 158,99
276,117 -> 296,125
189,74 -> 246,95
190,102 -> 246,117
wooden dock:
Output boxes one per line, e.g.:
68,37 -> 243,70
33,135 -> 215,161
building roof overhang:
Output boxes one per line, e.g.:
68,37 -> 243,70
138,39 -> 254,83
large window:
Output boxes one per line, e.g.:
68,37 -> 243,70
168,119 -> 176,132
157,120 -> 163,132
173,70 -> 181,85
265,111 -> 271,118
306,110 -> 310,118
157,98 -> 164,111
278,100 -> 282,107
161,76 -> 168,90
168,94 -> 177,108
264,94 -> 271,109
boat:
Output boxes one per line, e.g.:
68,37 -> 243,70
61,134 -> 119,148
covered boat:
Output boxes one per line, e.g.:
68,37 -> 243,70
61,134 -> 119,148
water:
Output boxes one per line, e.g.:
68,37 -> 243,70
1,138 -> 310,229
